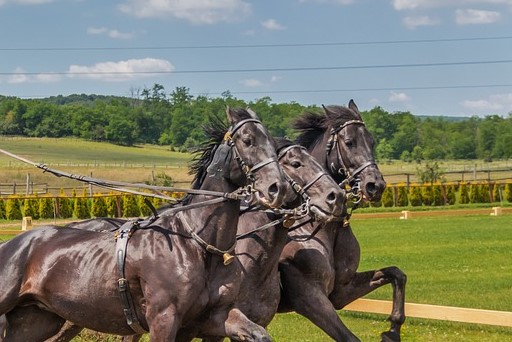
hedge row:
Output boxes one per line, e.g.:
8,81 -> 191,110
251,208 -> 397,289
0,189 -> 184,221
376,182 -> 512,208
1,183 -> 511,220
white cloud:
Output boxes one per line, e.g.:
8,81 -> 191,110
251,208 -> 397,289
240,78 -> 263,87
393,0 -> 512,10
455,9 -> 501,24
389,91 -> 411,103
298,0 -> 354,5
270,76 -> 282,83
462,93 -> 512,113
7,67 -> 61,84
261,19 -> 286,30
87,27 -> 134,39
118,0 -> 251,25
0,0 -> 53,5
403,15 -> 440,29
67,58 -> 174,82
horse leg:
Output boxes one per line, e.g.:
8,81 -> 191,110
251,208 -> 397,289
329,266 -> 407,342
279,266 -> 360,342
3,306 -> 67,342
46,320 -> 84,342
197,308 -> 271,342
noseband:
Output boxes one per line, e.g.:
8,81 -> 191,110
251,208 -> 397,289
325,119 -> 376,202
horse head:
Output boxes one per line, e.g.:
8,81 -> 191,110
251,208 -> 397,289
275,137 -> 346,223
322,100 -> 386,202
196,107 -> 290,209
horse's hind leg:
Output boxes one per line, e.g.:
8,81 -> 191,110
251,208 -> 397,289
46,320 -> 84,342
4,306 -> 67,342
329,266 -> 407,342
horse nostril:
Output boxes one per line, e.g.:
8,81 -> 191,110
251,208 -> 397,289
326,191 -> 337,203
366,182 -> 377,196
267,182 -> 279,200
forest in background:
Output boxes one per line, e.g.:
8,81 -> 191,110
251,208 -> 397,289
1,84 -> 511,161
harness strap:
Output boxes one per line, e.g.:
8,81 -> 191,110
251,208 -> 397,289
177,211 -> 237,265
115,221 -> 148,334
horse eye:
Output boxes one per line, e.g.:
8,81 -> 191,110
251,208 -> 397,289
344,140 -> 354,148
242,138 -> 251,146
291,161 -> 301,168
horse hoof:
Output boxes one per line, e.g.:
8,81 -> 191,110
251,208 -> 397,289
381,330 -> 400,342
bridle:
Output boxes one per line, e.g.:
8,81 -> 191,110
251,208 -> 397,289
325,119 -> 376,204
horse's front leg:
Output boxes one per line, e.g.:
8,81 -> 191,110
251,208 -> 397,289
198,308 -> 271,342
3,306 -> 67,342
329,266 -> 407,342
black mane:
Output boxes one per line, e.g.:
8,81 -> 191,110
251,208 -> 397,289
183,108 -> 255,204
293,105 -> 361,149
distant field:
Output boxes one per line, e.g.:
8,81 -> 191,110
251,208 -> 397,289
1,137 -> 511,190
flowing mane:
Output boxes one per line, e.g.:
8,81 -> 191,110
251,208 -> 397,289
293,105 -> 362,149
185,108 -> 256,198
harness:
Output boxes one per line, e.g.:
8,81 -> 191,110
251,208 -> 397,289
325,119 -> 377,204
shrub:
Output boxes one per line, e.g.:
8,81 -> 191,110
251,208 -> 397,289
469,184 -> 480,204
73,189 -> 90,219
5,196 -> 22,220
479,183 -> 491,203
421,186 -> 433,206
106,194 -> 121,217
459,183 -> 469,204
58,189 -> 73,218
123,195 -> 140,217
39,196 -> 55,219
381,187 -> 394,207
91,195 -> 108,218
396,185 -> 408,207
505,183 -> 512,203
446,185 -> 456,205
23,196 -> 39,219
409,185 -> 423,207
492,183 -> 502,202
0,199 -> 6,219
432,184 -> 444,206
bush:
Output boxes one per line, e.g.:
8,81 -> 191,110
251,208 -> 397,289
409,185 -> 423,207
39,196 -> 55,219
5,196 -> 22,220
432,184 -> 444,206
396,185 -> 408,207
421,186 -> 433,206
91,195 -> 108,217
505,183 -> 512,203
123,195 -> 140,217
58,189 -> 73,218
469,184 -> 480,204
73,189 -> 90,219
446,185 -> 456,205
0,199 -> 6,219
381,187 -> 394,207
23,196 -> 39,219
459,184 -> 469,204
480,183 -> 491,203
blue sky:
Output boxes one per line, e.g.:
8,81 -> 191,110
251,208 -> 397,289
0,0 -> 511,117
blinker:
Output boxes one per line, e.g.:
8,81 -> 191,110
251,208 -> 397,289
207,143 -> 232,179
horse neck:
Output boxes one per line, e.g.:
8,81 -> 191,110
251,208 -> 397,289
307,131 -> 331,172
185,175 -> 241,253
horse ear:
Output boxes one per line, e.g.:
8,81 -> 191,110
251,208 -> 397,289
348,99 -> 359,113
226,106 -> 238,125
322,104 -> 336,119
246,107 -> 260,120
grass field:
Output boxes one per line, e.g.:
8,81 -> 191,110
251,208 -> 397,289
2,214 -> 511,341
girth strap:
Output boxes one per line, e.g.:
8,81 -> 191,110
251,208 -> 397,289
115,220 -> 147,334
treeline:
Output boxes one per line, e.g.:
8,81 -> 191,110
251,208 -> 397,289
1,84 -> 511,160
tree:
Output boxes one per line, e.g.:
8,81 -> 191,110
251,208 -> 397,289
92,195 -> 108,217
39,196 -> 55,219
416,161 -> 445,185
5,196 -> 22,220
409,185 -> 423,206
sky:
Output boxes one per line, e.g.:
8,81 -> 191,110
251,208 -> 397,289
0,0 -> 511,117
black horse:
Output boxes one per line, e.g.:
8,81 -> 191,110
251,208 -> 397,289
277,100 -> 406,341
0,108 -> 292,342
